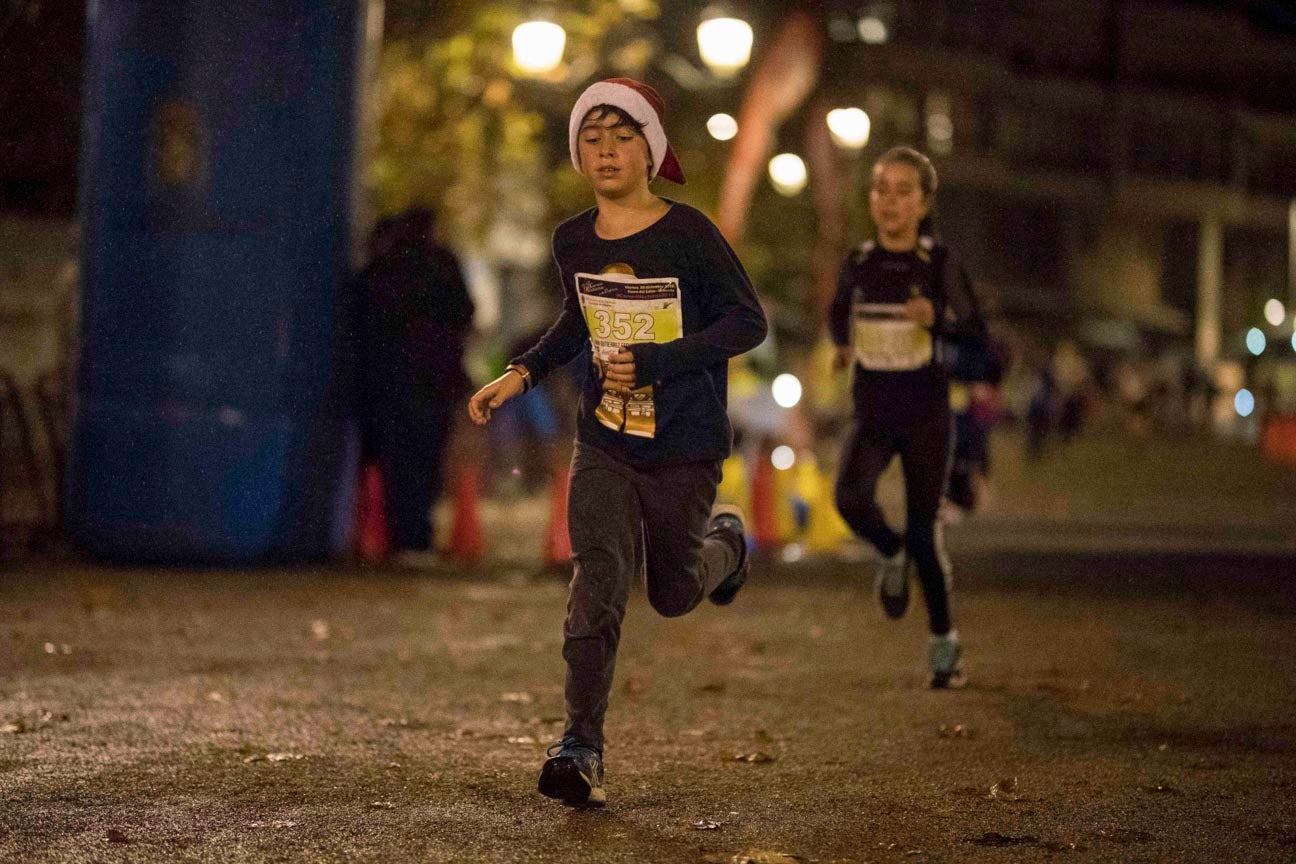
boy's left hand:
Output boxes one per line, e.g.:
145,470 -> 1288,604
604,349 -> 637,390
904,296 -> 935,328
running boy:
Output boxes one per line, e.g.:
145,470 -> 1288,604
829,146 -> 987,688
468,78 -> 767,806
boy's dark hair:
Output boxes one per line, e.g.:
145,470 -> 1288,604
576,105 -> 654,175
580,104 -> 648,136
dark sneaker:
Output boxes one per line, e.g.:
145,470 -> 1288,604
538,737 -> 605,807
929,631 -> 967,689
875,549 -> 909,619
706,504 -> 750,606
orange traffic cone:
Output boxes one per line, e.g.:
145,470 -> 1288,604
448,464 -> 484,562
356,463 -> 390,562
749,448 -> 779,550
544,467 -> 571,567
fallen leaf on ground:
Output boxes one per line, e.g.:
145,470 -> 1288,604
1141,783 -> 1182,795
244,752 -> 306,764
734,752 -> 776,763
500,692 -> 534,704
370,801 -> 397,809
733,851 -> 803,863
692,819 -> 722,830
988,777 -> 1021,800
938,724 -> 974,738
1,720 -> 25,734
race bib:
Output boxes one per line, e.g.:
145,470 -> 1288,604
852,302 -> 932,371
576,272 -> 682,439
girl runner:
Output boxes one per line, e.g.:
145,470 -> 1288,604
829,146 -> 987,689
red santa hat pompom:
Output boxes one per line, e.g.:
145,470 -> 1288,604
568,77 -> 686,185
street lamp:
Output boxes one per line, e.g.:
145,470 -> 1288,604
1246,327 -> 1267,356
697,12 -> 753,77
771,445 -> 796,470
1264,298 -> 1286,327
826,107 -> 870,150
857,1 -> 894,45
768,153 -> 807,196
1235,388 -> 1255,418
512,19 -> 566,76
772,373 -> 802,408
707,113 -> 738,141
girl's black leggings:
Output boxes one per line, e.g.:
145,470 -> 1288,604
834,410 -> 954,635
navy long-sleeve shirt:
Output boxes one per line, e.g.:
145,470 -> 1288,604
513,202 -> 767,467
829,236 -> 986,424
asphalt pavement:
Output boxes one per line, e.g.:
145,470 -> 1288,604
2,429 -> 1294,862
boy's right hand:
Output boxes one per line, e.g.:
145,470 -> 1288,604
467,370 -> 526,426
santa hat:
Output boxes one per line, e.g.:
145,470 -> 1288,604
568,77 -> 686,185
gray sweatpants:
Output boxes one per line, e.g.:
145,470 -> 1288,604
562,441 -> 740,752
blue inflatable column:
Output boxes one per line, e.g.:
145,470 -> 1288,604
69,1 -> 372,562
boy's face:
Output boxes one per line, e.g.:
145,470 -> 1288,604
577,110 -> 652,197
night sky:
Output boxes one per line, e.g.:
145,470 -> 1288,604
2,1 -> 1295,219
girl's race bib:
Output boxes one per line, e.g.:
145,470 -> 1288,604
852,302 -> 932,371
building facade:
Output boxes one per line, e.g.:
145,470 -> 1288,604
823,0 -> 1295,370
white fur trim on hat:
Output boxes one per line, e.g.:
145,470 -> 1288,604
568,81 -> 670,180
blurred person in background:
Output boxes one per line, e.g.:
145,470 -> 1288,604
829,146 -> 987,689
1052,340 -> 1090,443
357,207 -> 475,568
945,335 -> 1007,518
1026,357 -> 1056,458
1115,357 -> 1151,438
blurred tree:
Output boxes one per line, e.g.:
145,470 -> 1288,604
370,0 -> 660,247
